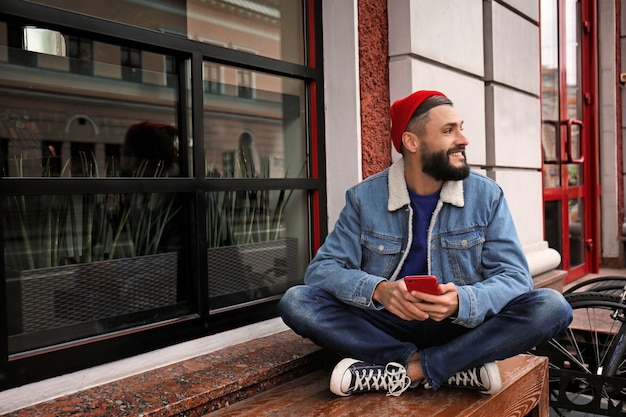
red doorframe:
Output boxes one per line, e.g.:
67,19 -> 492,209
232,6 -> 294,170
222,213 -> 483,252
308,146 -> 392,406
566,0 -> 601,282
541,0 -> 599,283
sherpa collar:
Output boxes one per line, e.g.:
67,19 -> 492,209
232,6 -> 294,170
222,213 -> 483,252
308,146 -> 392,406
387,158 -> 465,211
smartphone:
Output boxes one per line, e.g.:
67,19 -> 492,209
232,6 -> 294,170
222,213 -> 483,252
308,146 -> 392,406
404,275 -> 441,295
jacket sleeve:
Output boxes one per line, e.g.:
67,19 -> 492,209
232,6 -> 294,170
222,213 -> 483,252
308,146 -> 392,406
452,190 -> 534,328
304,187 -> 386,309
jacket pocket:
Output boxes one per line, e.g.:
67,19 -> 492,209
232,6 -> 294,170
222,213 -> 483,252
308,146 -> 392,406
360,232 -> 403,278
439,229 -> 485,283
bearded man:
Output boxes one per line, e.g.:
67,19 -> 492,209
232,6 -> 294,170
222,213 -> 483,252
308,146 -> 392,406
278,90 -> 572,397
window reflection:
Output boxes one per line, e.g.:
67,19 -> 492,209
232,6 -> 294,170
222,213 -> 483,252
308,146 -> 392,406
4,190 -> 183,351
207,189 -> 308,311
24,27 -> 66,56
203,64 -> 306,179
544,200 -> 563,266
3,190 -> 182,270
0,24 -> 183,178
569,197 -> 584,267
68,36 -> 93,75
27,0 -> 305,65
1,23 -> 189,348
541,0 -> 559,189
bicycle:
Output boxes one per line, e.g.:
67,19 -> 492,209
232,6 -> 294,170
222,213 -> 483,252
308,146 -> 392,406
534,276 -> 626,416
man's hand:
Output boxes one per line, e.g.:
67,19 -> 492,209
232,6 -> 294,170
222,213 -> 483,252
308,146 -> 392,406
373,280 -> 459,321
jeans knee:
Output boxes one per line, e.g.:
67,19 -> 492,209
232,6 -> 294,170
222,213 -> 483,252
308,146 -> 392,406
278,285 -> 318,328
536,288 -> 573,331
278,285 -> 302,318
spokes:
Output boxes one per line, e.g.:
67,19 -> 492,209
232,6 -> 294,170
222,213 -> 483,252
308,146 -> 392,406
534,292 -> 626,416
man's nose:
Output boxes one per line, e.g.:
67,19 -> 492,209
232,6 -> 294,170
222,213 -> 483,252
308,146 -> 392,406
456,131 -> 469,145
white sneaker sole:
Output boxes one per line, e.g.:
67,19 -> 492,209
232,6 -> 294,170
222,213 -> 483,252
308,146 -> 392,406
481,362 -> 502,394
329,358 -> 360,396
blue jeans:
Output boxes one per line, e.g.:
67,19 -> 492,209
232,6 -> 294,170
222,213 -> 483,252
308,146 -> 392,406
278,286 -> 572,389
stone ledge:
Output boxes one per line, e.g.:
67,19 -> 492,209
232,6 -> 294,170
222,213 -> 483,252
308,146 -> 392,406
533,269 -> 566,292
1,330 -> 329,417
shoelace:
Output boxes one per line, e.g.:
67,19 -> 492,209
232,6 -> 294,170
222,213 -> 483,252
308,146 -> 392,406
447,367 -> 486,389
352,362 -> 412,396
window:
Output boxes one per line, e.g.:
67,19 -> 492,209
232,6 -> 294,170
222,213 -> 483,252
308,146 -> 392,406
0,0 -> 323,390
67,36 -> 93,75
236,69 -> 254,99
203,62 -> 222,94
26,0 -> 305,65
121,46 -> 142,83
165,55 -> 177,88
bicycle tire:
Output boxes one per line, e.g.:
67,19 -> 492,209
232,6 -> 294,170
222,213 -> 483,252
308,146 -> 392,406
534,291 -> 626,416
565,276 -> 626,296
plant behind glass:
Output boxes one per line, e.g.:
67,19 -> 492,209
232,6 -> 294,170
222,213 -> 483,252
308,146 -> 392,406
3,152 -> 180,272
205,148 -> 299,248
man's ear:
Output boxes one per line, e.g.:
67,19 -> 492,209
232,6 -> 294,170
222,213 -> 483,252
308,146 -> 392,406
401,131 -> 418,153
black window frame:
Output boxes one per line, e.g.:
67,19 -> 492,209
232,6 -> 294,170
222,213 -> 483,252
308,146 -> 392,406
0,0 -> 327,390
67,35 -> 94,75
120,45 -> 142,83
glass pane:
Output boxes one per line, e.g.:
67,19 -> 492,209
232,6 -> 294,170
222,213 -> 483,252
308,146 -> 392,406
543,164 -> 561,188
565,0 -> 582,121
4,191 -> 186,353
203,64 -> 307,179
207,188 -> 308,311
544,200 -> 563,265
567,163 -> 583,187
541,0 -> 560,189
27,0 -> 305,65
542,121 -> 559,163
0,23 -> 188,178
569,122 -> 582,162
540,0 -> 559,122
569,197 -> 585,267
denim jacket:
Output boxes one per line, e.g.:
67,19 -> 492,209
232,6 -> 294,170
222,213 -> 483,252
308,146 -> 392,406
305,158 -> 533,328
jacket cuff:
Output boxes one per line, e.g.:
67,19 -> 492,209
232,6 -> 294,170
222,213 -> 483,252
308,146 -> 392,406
451,286 -> 478,328
354,276 -> 386,310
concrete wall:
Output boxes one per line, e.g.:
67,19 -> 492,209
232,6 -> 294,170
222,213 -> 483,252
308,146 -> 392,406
386,0 -> 559,274
322,0 -> 362,230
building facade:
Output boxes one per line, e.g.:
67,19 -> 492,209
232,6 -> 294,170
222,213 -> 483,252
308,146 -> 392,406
0,0 -> 625,410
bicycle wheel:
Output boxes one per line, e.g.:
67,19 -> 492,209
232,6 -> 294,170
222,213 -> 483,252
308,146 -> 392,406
565,276 -> 626,297
534,292 -> 626,416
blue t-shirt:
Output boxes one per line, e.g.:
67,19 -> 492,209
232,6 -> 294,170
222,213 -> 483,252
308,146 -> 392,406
398,188 -> 440,277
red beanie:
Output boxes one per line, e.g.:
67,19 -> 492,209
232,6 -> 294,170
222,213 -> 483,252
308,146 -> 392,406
390,90 -> 447,153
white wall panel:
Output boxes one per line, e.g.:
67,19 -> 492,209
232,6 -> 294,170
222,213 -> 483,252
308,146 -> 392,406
486,2 -> 540,95
389,0 -> 484,77
489,169 -> 544,246
322,0 -> 361,231
499,0 -> 539,22
487,85 -> 541,168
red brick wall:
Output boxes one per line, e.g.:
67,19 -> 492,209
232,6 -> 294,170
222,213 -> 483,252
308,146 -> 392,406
358,0 -> 392,178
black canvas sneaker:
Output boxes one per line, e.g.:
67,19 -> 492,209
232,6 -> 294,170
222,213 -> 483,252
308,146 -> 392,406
441,362 -> 502,394
330,358 -> 412,397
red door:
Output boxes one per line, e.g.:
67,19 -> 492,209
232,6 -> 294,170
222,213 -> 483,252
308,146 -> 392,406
540,0 -> 599,283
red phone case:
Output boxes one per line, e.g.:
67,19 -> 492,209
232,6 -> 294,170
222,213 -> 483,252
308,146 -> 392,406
404,276 -> 440,295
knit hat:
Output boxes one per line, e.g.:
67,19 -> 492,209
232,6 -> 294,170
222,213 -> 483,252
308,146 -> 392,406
390,90 -> 447,153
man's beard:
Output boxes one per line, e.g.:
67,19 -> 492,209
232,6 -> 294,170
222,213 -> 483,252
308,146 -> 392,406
421,146 -> 470,181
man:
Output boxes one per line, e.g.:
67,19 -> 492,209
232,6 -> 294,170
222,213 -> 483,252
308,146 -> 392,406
278,90 -> 573,397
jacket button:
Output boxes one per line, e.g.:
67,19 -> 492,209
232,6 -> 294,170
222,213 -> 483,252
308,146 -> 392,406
378,245 -> 384,252
461,240 -> 468,247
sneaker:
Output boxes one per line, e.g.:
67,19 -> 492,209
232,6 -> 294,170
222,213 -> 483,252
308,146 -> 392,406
442,362 -> 502,394
329,358 -> 412,397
